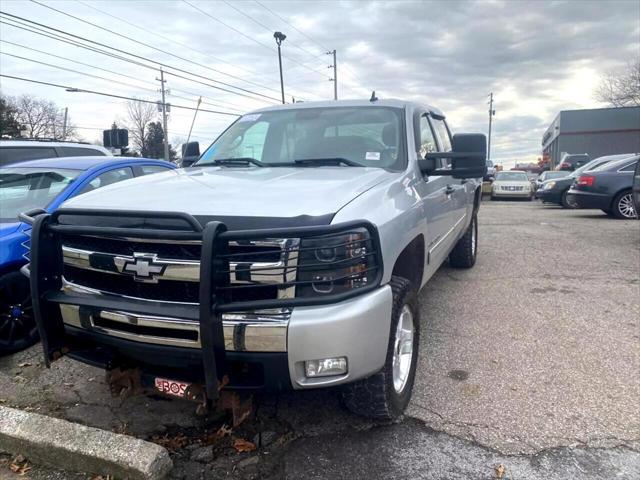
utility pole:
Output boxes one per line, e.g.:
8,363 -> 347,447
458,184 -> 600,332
328,50 -> 337,100
156,67 -> 170,161
274,32 -> 286,104
62,107 -> 68,139
487,93 -> 495,162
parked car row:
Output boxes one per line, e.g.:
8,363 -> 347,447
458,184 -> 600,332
535,153 -> 638,219
0,150 -> 176,355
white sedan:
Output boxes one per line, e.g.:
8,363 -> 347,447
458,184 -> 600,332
491,170 -> 534,200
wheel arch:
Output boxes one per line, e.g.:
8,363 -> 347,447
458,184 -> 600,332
391,235 -> 425,290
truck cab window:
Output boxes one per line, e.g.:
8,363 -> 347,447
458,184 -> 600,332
418,116 -> 437,159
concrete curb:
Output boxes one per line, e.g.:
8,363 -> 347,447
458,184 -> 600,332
0,406 -> 172,479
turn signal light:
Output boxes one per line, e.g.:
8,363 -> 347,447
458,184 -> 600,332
577,175 -> 595,187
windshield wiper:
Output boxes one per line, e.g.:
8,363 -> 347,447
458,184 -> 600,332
198,157 -> 264,167
294,157 -> 362,167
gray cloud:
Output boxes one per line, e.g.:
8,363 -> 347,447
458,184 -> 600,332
0,0 -> 638,166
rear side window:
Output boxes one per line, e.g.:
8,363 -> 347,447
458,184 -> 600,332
0,147 -> 57,165
58,146 -> 106,157
619,160 -> 638,172
431,118 -> 452,152
78,167 -> 134,195
417,115 -> 437,158
138,165 -> 172,176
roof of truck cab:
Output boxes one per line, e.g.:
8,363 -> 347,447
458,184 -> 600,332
251,98 -> 445,117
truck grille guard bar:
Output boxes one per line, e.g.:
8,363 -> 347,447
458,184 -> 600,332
19,208 -> 383,400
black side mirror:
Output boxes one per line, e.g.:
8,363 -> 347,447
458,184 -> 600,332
182,141 -> 200,158
420,133 -> 487,179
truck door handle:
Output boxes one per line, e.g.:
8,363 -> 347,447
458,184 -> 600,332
445,185 -> 455,195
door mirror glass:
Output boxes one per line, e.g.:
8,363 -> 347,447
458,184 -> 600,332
182,141 -> 200,158
421,133 -> 487,179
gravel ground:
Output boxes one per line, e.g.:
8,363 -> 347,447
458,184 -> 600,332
1,200 -> 638,479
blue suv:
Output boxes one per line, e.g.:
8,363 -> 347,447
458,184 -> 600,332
0,156 -> 176,355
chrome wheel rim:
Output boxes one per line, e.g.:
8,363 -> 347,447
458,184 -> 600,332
618,194 -> 636,218
392,305 -> 414,393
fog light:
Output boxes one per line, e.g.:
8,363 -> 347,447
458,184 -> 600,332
305,357 -> 348,378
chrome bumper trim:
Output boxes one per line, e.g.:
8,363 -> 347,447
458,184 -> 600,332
60,304 -> 289,352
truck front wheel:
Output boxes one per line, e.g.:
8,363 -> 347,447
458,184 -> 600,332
341,276 -> 420,420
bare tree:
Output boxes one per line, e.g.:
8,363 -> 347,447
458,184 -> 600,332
595,60 -> 640,107
126,99 -> 157,155
9,95 -> 77,140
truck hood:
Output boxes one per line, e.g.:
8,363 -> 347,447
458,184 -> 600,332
62,166 -> 393,220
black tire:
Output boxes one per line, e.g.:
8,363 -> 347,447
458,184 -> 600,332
341,276 -> 420,420
0,270 -> 38,356
449,214 -> 478,269
560,190 -> 575,209
490,195 -> 496,201
611,189 -> 637,219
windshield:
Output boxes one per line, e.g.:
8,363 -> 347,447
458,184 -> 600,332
495,171 -> 529,181
541,171 -> 569,181
592,155 -> 639,172
197,106 -> 406,170
0,167 -> 81,223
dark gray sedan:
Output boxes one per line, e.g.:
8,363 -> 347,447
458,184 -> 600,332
567,155 -> 639,219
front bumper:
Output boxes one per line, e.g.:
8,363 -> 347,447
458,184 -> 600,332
60,285 -> 392,390
492,189 -> 532,198
535,189 -> 562,203
566,189 -> 610,210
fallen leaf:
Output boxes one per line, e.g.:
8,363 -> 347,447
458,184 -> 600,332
233,438 -> 256,453
17,362 -> 31,367
63,382 -> 74,388
151,433 -> 189,451
218,375 -> 230,391
9,455 -> 31,476
495,464 -> 506,479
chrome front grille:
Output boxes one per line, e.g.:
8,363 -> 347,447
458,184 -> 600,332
60,235 -> 299,304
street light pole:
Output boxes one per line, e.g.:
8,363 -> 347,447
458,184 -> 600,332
487,92 -> 495,162
274,31 -> 286,104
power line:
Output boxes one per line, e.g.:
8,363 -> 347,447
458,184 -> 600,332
221,0 -> 326,63
29,0 -> 285,101
182,0 -> 331,81
0,51 -> 160,94
74,0 -> 257,78
0,45 -> 242,112
0,28 -> 246,112
0,74 -> 241,117
254,0 -> 330,52
253,0 -> 368,92
1,9 -> 280,104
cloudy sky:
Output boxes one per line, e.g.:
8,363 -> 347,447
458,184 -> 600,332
1,0 -> 638,167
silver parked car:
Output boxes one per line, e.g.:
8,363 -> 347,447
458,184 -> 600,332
491,170 -> 534,200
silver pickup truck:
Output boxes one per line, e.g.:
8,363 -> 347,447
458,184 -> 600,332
23,99 -> 486,420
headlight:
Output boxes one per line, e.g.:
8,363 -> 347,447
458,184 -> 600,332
296,227 -> 378,298
543,181 -> 556,190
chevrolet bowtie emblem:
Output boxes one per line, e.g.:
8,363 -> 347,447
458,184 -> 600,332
114,253 -> 167,283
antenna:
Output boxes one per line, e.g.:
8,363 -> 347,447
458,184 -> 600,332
370,90 -> 378,102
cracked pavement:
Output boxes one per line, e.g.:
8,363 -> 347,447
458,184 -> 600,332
1,200 -> 639,479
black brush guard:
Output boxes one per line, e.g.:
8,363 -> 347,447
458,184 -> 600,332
20,208 -> 383,401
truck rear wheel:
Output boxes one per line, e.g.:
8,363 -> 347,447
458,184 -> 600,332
449,214 -> 478,268
341,276 -> 419,420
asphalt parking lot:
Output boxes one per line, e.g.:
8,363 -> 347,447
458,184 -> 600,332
1,200 -> 639,479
